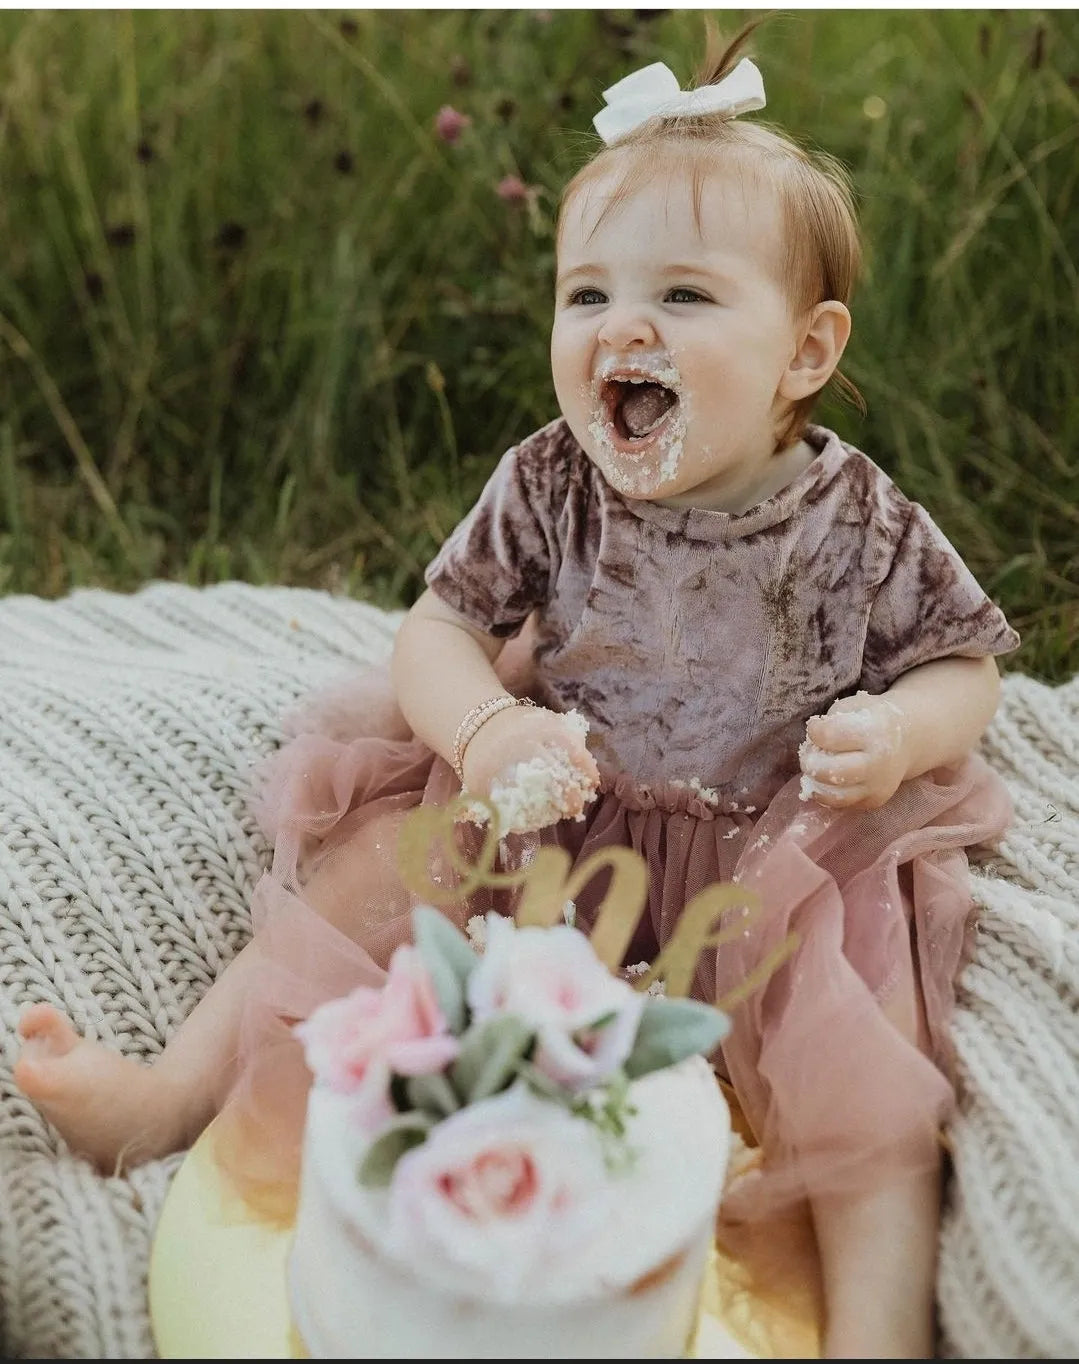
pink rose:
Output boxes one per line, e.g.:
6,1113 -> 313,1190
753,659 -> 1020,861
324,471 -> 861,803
384,1085 -> 612,1301
296,945 -> 460,1124
467,914 -> 644,1090
434,104 -> 471,144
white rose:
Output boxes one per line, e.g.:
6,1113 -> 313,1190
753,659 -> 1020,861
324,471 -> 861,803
383,1085 -> 614,1301
466,913 -> 645,1090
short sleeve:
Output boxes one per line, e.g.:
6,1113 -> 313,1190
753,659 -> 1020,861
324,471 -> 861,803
423,434 -> 565,638
859,503 -> 1020,693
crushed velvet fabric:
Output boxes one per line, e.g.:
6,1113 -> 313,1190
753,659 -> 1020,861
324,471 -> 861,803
425,419 -> 1019,808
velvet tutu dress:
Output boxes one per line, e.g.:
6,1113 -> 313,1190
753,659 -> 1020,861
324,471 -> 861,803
212,421 -> 1020,1233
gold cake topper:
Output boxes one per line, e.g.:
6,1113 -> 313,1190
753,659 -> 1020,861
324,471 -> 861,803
396,796 -> 797,1010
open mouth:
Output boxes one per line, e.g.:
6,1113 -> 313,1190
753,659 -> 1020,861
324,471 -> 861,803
600,375 -> 679,444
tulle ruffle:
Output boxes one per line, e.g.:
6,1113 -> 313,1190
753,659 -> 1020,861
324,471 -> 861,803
212,668 -> 1013,1232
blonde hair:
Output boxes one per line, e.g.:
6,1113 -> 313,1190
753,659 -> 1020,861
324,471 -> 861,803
559,18 -> 864,449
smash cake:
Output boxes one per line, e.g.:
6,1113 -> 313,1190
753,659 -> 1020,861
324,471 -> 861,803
287,905 -> 737,1359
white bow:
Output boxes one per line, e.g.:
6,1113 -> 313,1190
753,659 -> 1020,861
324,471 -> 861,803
592,57 -> 766,146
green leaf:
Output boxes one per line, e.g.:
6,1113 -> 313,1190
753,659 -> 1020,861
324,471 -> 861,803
623,997 -> 730,1081
357,1112 -> 435,1187
572,1008 -> 617,1045
412,905 -> 478,1034
570,1070 -> 639,1170
516,1060 -> 575,1107
451,1014 -> 534,1104
405,1069 -> 462,1119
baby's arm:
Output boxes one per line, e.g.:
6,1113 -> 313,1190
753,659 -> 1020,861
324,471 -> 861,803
799,654 -> 1001,811
282,616 -> 537,745
392,589 -> 598,827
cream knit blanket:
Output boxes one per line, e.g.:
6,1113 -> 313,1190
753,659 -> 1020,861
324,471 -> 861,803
0,582 -> 1074,1359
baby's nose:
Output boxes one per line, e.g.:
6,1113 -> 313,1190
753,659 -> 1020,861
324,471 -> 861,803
597,306 -> 658,349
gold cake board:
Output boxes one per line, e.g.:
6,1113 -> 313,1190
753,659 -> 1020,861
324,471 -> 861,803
149,1117 -> 820,1359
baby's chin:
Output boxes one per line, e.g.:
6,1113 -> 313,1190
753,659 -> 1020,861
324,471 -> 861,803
586,433 -> 690,501
587,446 -> 739,511
588,448 -> 679,501
564,415 -> 687,502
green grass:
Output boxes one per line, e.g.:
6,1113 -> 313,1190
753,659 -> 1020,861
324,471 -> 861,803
0,9 -> 1075,682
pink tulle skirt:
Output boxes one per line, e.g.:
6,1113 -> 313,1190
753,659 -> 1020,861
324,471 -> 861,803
211,668 -> 1013,1232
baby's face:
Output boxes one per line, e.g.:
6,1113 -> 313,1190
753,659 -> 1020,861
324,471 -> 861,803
551,161 -> 804,509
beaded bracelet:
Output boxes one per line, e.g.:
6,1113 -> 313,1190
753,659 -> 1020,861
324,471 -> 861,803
452,695 -> 536,783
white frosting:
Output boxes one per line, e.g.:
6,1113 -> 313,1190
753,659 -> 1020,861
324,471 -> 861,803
585,354 -> 690,497
289,1057 -> 734,1358
798,695 -> 906,802
670,776 -> 722,808
460,709 -> 596,833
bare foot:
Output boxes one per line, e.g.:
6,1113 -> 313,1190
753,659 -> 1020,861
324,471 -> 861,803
14,1004 -> 197,1174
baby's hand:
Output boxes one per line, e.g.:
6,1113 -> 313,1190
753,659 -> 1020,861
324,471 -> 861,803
798,692 -> 908,812
461,704 -> 599,833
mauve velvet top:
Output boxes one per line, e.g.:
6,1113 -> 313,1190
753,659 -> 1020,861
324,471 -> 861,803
425,419 -> 1020,813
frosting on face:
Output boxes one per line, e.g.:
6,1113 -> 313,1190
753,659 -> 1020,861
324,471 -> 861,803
583,354 -> 690,497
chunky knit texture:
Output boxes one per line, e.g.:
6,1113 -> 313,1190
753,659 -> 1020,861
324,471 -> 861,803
0,581 -> 1074,1358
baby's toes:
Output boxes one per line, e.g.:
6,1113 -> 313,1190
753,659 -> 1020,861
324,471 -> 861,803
17,1005 -> 80,1056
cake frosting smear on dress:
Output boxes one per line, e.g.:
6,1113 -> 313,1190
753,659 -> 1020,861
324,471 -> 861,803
287,903 -> 737,1359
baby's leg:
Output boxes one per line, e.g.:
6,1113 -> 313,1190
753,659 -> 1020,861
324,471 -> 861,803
15,804 -> 413,1172
15,938 -> 264,1173
812,965 -> 941,1357
813,1165 -> 941,1357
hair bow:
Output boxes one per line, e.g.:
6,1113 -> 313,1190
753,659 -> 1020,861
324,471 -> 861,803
592,57 -> 766,146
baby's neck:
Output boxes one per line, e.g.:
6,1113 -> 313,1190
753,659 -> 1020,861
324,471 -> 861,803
730,438 -> 817,513
662,439 -> 817,516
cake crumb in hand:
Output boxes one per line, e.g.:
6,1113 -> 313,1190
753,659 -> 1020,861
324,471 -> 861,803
459,710 -> 597,834
482,747 -> 597,833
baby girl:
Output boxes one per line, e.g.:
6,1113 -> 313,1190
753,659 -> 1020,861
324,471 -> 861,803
16,22 -> 1019,1359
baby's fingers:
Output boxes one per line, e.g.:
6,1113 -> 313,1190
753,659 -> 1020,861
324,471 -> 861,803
798,742 -> 868,788
799,777 -> 871,810
805,714 -> 871,754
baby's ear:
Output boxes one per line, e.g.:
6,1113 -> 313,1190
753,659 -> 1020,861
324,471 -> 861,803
778,301 -> 852,402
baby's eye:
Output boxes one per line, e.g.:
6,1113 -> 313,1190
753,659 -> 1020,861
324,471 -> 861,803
567,287 -> 607,306
665,287 -> 709,304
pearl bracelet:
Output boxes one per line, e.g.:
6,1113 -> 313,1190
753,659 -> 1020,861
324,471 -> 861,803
452,695 -> 536,784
